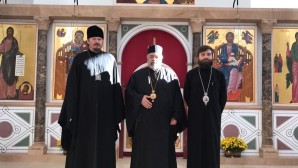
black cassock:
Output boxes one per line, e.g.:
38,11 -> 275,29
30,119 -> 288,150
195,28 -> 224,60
58,50 -> 125,168
184,67 -> 227,168
125,67 -> 187,168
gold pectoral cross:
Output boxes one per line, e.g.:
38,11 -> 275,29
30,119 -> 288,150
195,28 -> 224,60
148,67 -> 160,103
150,90 -> 157,102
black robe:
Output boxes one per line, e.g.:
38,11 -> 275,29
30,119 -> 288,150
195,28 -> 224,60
58,50 -> 125,168
184,67 -> 227,168
125,67 -> 187,168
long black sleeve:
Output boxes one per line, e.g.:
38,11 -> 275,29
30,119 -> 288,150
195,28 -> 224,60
58,56 -> 80,151
183,72 -> 191,106
125,74 -> 144,137
218,72 -> 227,112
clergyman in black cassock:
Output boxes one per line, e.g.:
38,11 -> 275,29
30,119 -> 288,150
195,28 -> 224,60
125,44 -> 187,168
184,45 -> 227,168
58,25 -> 125,168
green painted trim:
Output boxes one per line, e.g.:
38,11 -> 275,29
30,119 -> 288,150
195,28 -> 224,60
242,116 -> 256,127
14,135 -> 30,147
170,25 -> 188,40
121,24 -> 139,38
15,113 -> 30,124
294,126 -> 298,141
247,138 -> 256,150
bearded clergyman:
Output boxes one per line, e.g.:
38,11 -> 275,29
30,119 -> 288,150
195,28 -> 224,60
125,44 -> 187,168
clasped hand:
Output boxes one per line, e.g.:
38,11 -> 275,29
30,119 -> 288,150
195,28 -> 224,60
141,95 -> 152,109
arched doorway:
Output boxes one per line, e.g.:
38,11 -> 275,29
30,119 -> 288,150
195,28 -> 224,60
120,28 -> 188,157
121,29 -> 187,87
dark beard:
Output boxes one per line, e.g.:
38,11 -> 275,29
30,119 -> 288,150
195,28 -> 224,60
93,48 -> 101,53
198,59 -> 213,69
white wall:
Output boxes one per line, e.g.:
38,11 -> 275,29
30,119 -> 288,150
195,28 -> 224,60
32,0 -> 250,7
6,0 -> 33,4
33,0 -> 113,5
4,0 -> 298,8
197,0 -> 251,8
251,0 -> 298,8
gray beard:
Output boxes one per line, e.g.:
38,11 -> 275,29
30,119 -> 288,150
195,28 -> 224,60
147,62 -> 161,71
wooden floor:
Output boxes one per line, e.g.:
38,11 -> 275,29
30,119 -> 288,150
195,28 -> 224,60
0,155 -> 298,168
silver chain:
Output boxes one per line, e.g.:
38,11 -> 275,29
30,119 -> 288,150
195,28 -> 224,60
198,67 -> 212,95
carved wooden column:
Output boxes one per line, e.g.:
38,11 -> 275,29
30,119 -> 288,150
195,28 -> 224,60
106,17 -> 122,158
258,19 -> 279,158
28,16 -> 51,155
189,18 -> 205,67
106,17 -> 120,59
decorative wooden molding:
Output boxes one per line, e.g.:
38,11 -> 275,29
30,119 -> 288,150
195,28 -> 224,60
189,18 -> 205,33
0,102 -> 35,107
272,105 -> 298,110
106,17 -> 120,32
258,19 -> 277,34
225,105 -> 263,110
45,102 -> 63,107
1,5 -> 298,23
34,16 -> 51,31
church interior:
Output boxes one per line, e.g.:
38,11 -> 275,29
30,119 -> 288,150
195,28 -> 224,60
0,0 -> 298,167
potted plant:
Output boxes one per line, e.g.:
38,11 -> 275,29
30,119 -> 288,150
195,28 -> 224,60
57,139 -> 62,148
221,137 -> 248,158
57,139 -> 67,155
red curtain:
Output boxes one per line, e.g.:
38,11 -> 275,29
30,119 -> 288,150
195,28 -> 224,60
121,29 -> 187,88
